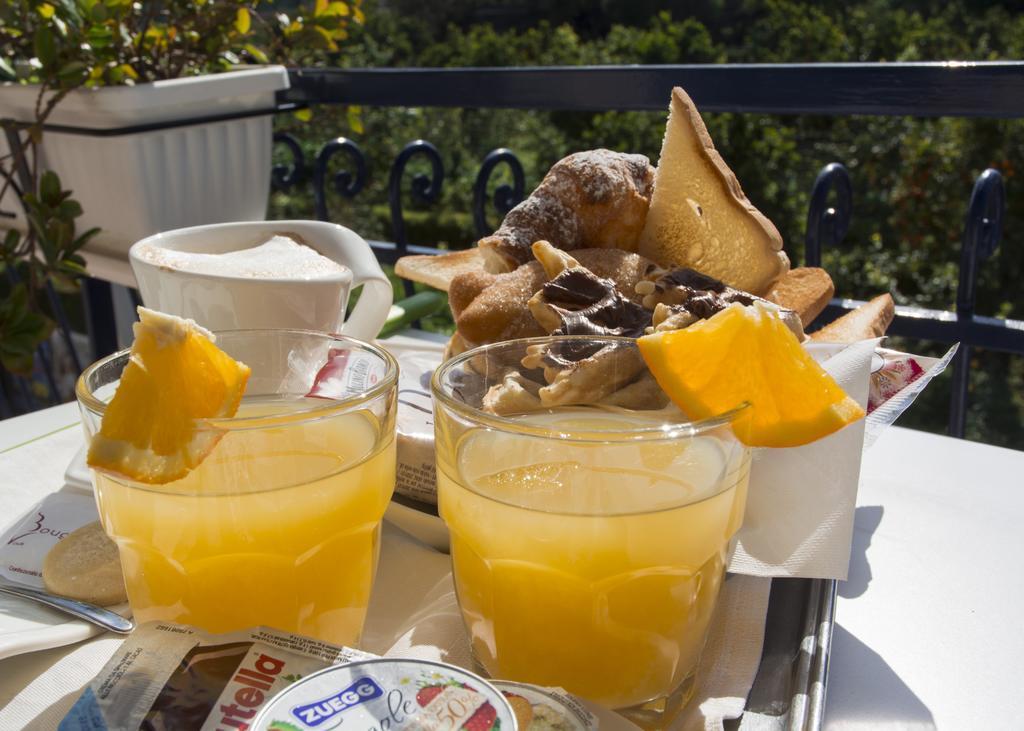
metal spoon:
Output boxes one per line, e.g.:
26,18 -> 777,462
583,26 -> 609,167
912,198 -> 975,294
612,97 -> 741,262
0,577 -> 134,634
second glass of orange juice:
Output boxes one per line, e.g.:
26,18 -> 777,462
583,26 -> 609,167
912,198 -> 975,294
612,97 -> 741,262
76,330 -> 397,646
432,336 -> 751,726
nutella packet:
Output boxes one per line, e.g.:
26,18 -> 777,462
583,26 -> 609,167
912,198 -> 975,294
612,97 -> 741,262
59,623 -> 371,731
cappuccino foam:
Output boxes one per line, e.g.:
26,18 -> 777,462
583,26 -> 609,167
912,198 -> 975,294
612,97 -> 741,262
136,236 -> 348,280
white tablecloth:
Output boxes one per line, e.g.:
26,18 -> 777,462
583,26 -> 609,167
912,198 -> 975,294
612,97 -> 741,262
2,400 -> 1023,729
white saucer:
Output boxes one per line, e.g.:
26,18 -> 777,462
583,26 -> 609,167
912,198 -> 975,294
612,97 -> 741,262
384,499 -> 449,553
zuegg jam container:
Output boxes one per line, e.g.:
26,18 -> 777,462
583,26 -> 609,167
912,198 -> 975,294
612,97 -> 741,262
251,658 -> 517,731
490,681 -> 598,731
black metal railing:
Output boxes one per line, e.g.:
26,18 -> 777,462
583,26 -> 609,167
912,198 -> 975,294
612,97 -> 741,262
274,62 -> 1024,439
2,62 -> 1022,440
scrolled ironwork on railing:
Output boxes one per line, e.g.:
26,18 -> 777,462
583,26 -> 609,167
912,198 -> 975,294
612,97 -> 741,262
472,148 -> 525,239
313,137 -> 367,222
388,140 -> 444,296
271,132 -> 307,192
804,162 -> 852,267
948,168 -> 1006,438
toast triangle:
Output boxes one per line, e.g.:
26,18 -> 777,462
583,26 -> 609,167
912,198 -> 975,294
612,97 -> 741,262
810,294 -> 895,343
766,267 -> 835,327
395,248 -> 486,292
638,87 -> 789,295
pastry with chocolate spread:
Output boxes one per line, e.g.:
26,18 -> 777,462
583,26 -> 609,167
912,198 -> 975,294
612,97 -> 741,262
449,246 -> 660,357
481,242 -> 808,414
527,242 -> 652,339
637,268 -> 805,338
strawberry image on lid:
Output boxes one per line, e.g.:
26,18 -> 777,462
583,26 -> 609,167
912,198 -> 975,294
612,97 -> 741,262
251,658 -> 516,731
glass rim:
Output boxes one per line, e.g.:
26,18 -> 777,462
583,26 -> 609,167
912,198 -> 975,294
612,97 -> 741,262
75,328 -> 399,429
431,334 -> 749,442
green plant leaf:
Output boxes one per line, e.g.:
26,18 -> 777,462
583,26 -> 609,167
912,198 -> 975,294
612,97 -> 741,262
86,25 -> 113,50
319,2 -> 350,17
0,58 -> 16,82
57,199 -> 83,220
3,283 -> 28,313
53,0 -> 82,25
235,7 -> 251,35
37,3 -> 56,19
293,107 -> 313,122
0,284 -> 53,376
34,27 -> 57,68
51,16 -> 68,39
70,227 -> 101,253
58,258 -> 88,276
2,230 -> 20,253
40,171 -> 62,207
49,271 -> 80,294
310,25 -> 339,51
243,43 -> 268,64
57,60 -> 87,79
116,63 -> 138,81
347,105 -> 363,134
0,348 -> 35,377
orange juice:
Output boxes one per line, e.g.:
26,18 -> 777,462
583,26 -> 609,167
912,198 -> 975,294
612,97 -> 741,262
437,409 -> 750,711
93,396 -> 395,645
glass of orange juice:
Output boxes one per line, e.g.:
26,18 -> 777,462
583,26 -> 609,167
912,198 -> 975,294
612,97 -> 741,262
432,336 -> 751,726
76,330 -> 397,646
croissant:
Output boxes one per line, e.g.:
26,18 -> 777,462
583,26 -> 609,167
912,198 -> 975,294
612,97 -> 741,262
477,149 -> 655,273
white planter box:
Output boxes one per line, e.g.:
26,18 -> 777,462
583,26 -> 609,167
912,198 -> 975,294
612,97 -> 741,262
0,66 -> 289,258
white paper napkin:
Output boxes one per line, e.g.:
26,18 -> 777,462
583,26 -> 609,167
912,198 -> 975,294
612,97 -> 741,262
728,340 -> 876,580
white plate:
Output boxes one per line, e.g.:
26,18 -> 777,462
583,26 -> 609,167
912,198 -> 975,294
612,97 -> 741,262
384,499 -> 449,553
0,417 -> 109,660
0,490 -> 128,660
0,595 -> 104,661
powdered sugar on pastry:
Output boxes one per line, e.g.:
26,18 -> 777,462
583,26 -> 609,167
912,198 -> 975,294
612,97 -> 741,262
478,150 -> 655,272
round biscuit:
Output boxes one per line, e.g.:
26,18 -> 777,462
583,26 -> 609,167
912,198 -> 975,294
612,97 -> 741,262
42,521 -> 127,606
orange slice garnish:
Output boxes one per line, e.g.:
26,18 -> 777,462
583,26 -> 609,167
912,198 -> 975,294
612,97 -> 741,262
87,308 -> 250,484
638,302 -> 865,447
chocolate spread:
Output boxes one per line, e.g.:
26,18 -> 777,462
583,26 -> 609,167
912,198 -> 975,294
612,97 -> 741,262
540,268 -> 652,339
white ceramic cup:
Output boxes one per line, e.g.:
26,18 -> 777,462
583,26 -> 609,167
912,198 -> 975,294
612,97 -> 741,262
129,220 -> 393,341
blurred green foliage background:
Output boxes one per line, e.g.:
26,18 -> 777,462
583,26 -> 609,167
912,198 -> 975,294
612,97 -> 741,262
269,0 -> 1024,449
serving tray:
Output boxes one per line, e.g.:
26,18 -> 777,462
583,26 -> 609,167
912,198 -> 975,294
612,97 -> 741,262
732,577 -> 836,730
389,492 -> 835,730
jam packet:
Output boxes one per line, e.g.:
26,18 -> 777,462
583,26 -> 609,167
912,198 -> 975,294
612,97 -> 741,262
864,344 -> 958,450
251,657 -> 517,731
307,347 -> 442,507
491,681 -> 598,731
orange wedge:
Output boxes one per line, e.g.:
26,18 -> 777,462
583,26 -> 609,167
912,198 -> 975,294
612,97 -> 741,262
87,308 -> 250,484
638,302 -> 864,448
